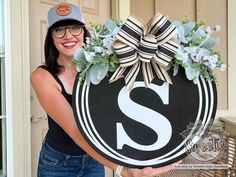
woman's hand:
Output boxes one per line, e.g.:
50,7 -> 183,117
121,160 -> 182,177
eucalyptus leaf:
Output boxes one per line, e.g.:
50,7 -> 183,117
89,63 -> 109,85
193,78 -> 199,84
105,20 -> 117,33
192,26 -> 206,39
201,38 -> 220,49
85,67 -> 91,85
183,22 -> 195,36
109,64 -> 116,72
185,64 -> 198,81
173,21 -> 182,28
76,64 -> 84,72
177,26 -> 188,43
173,64 -> 179,76
74,48 -> 85,61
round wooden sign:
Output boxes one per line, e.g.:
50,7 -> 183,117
72,68 -> 217,168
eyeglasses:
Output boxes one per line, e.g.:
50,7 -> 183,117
51,25 -> 84,38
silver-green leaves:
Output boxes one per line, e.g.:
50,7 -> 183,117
72,19 -> 122,85
171,20 -> 226,83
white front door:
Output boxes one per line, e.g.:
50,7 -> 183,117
29,0 -> 112,177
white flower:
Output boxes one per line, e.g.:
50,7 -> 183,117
105,48 -> 113,55
85,37 -> 91,45
103,36 -> 113,49
196,48 -> 210,62
220,64 -> 226,71
209,55 -> 218,69
94,46 -> 104,53
84,51 -> 95,62
206,26 -> 212,34
214,25 -> 221,32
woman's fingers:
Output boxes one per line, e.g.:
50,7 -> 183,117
151,160 -> 182,176
128,160 -> 182,177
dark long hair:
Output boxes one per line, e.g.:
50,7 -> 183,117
44,20 -> 90,74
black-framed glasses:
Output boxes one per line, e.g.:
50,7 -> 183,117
51,25 -> 84,38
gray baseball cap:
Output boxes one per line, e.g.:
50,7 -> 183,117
47,3 -> 85,29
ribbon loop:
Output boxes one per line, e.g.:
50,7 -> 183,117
113,41 -> 138,67
148,13 -> 177,44
109,13 -> 179,90
116,16 -> 145,49
139,35 -> 158,63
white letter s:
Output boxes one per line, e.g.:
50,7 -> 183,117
117,82 -> 172,151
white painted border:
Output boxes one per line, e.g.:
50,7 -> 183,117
5,0 -> 31,177
217,0 -> 236,119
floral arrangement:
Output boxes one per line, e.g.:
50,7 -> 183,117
72,17 -> 226,85
72,19 -> 122,85
171,19 -> 226,84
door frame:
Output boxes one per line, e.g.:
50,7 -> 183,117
3,0 -> 236,177
111,0 -> 130,20
5,0 -> 31,177
217,0 -> 236,118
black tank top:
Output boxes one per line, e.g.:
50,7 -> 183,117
39,65 -> 86,155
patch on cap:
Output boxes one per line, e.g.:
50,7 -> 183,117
56,3 -> 72,16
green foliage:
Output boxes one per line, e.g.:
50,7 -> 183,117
72,19 -> 122,85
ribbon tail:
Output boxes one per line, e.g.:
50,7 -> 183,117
109,66 -> 126,83
141,62 -> 154,87
152,60 -> 173,84
125,62 -> 141,91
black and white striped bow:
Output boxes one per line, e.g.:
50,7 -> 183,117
109,13 -> 179,90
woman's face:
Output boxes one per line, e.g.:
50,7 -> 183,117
52,24 -> 84,58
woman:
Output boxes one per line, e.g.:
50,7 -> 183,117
31,2 -> 180,177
